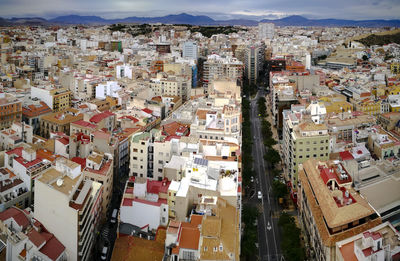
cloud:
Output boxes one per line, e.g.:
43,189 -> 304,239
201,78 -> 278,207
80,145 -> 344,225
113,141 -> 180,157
0,0 -> 398,20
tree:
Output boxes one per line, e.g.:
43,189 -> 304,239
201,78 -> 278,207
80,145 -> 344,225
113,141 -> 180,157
278,212 -> 306,261
272,180 -> 288,198
264,137 -> 277,148
264,148 -> 281,166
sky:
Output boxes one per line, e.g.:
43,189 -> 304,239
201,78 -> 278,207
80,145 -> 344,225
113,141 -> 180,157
1,0 -> 399,20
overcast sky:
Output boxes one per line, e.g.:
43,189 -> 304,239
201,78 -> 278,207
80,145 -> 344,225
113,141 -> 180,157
1,0 -> 399,20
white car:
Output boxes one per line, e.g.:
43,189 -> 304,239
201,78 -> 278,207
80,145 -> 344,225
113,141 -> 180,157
101,246 -> 108,260
250,176 -> 254,183
257,191 -> 262,200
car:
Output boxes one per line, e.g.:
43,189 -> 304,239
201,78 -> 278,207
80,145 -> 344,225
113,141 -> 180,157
257,191 -> 262,200
100,242 -> 109,260
111,209 -> 118,224
258,114 -> 261,117
250,176 -> 254,183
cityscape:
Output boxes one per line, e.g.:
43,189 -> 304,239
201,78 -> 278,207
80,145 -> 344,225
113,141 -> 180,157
0,1 -> 398,261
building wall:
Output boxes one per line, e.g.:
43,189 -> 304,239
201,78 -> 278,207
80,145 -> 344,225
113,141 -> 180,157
34,180 -> 78,261
120,201 -> 167,230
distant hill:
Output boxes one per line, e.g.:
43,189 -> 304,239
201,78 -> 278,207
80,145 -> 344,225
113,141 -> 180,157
260,15 -> 400,27
0,13 -> 399,27
49,15 -> 109,24
357,31 -> 400,46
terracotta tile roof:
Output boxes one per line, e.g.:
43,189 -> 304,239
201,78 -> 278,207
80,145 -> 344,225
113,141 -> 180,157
0,207 -> 29,229
22,101 -> 51,117
179,226 -> 200,250
89,111 -> 114,124
72,120 -> 98,129
142,108 -> 153,114
111,229 -> 165,261
28,229 -> 45,248
39,233 -> 66,261
71,157 -> 86,169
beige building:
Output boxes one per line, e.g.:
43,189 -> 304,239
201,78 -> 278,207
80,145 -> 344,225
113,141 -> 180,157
298,159 -> 381,261
367,126 -> 400,160
150,73 -> 191,101
82,152 -> 113,219
34,157 -> 103,261
40,109 -> 83,138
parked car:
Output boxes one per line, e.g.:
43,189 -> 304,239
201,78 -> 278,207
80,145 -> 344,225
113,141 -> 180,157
250,176 -> 254,183
111,209 -> 118,224
101,242 -> 109,260
257,191 -> 263,200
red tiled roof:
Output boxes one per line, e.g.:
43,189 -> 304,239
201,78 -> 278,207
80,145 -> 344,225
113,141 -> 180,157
72,120 -> 98,129
147,178 -> 170,194
339,151 -> 354,161
320,168 -> 337,185
89,111 -> 114,123
14,157 -> 42,169
57,137 -> 69,146
0,208 -> 30,228
142,108 -> 153,114
28,229 -> 46,248
179,226 -> 200,250
39,234 -> 66,261
119,115 -> 139,123
71,157 -> 86,169
6,147 -> 23,156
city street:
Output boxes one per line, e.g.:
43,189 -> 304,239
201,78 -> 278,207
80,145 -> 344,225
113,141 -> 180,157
250,90 -> 282,261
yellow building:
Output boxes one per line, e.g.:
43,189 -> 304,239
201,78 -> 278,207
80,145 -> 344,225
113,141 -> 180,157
355,99 -> 381,115
318,94 -> 353,114
52,88 -> 72,112
167,181 -> 180,218
391,63 -> 400,74
389,85 -> 400,95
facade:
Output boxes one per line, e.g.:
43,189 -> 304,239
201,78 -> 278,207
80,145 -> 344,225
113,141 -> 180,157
182,41 -> 198,60
298,159 -> 381,261
40,110 -> 83,138
22,100 -> 52,135
34,158 -> 103,261
244,46 -> 263,85
258,22 -> 275,39
0,93 -> 22,130
335,221 -> 400,261
0,207 -> 67,261
203,54 -> 243,89
31,86 -> 71,112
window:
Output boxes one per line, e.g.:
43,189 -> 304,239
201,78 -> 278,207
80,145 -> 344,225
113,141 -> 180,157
313,154 -> 317,157
219,245 -> 223,251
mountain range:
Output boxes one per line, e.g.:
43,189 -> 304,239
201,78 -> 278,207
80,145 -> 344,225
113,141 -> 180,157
1,13 -> 399,27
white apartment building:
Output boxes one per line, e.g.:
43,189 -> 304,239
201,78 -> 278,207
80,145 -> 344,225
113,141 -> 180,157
34,157 -> 102,261
203,54 -> 243,88
258,22 -> 275,40
182,41 -> 198,60
95,81 -> 122,101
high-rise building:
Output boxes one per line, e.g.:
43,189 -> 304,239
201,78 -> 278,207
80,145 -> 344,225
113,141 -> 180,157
258,22 -> 275,39
182,41 -> 198,60
203,54 -> 243,89
34,157 -> 103,261
244,46 -> 263,85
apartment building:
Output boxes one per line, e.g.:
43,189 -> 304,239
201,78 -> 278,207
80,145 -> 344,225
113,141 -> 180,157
120,176 -> 170,231
0,167 -> 29,212
367,126 -> 400,160
31,86 -> 71,112
203,54 -> 243,88
22,100 -> 52,135
182,41 -> 198,60
298,159 -> 381,261
150,74 -> 191,101
335,221 -> 400,261
0,92 -> 22,130
0,122 -> 33,150
244,45 -> 263,85
0,207 -> 67,261
40,109 -> 83,138
258,22 -> 275,40
282,111 -> 330,193
34,157 -> 103,261
81,152 -> 113,219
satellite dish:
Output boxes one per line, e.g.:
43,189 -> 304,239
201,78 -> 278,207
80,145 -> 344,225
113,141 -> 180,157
56,179 -> 63,187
